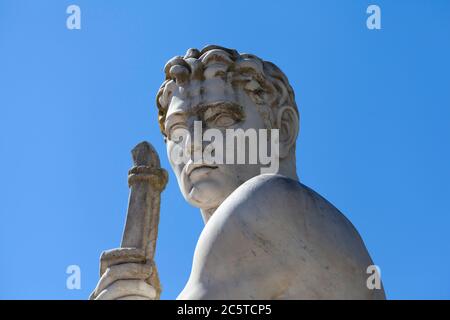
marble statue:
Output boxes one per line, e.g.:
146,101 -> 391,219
90,45 -> 386,300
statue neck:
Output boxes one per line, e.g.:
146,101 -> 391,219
200,155 -> 298,224
200,207 -> 216,224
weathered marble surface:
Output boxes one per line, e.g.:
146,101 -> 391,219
91,45 -> 385,300
178,174 -> 385,299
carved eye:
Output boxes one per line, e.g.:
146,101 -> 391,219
211,114 -> 236,128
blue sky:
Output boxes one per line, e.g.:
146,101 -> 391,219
0,0 -> 449,299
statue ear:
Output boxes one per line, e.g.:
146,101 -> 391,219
276,106 -> 299,159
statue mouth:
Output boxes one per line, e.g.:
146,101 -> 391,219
186,163 -> 218,178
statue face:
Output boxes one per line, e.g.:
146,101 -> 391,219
165,82 -> 271,211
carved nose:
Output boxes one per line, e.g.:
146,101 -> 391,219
184,121 -> 205,160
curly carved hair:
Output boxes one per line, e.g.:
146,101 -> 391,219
156,45 -> 298,137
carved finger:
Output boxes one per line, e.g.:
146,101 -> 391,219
92,262 -> 152,299
95,280 -> 157,300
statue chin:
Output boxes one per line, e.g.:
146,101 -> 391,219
183,179 -> 232,210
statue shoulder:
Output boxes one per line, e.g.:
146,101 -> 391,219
216,173 -> 338,229
178,174 -> 385,299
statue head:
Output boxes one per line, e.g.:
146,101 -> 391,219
156,45 -> 299,221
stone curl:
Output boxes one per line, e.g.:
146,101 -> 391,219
155,45 -> 298,136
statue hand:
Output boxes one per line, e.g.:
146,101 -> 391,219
90,142 -> 166,300
89,248 -> 161,300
